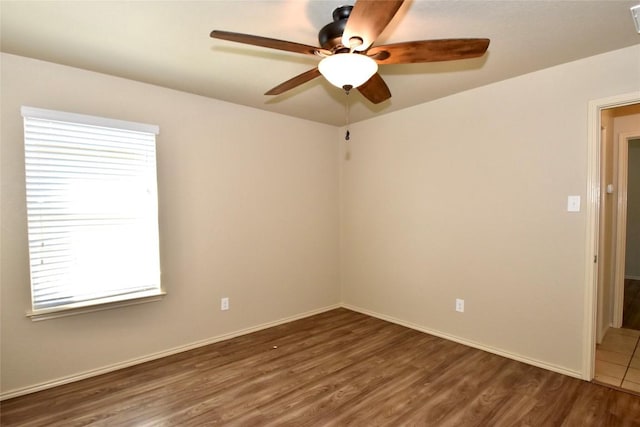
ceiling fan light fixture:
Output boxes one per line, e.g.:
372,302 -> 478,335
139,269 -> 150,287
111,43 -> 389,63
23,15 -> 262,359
318,53 -> 378,90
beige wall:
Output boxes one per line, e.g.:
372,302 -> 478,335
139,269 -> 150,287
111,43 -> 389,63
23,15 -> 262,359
612,111 -> 640,279
597,109 -> 615,342
340,45 -> 640,375
0,53 -> 340,395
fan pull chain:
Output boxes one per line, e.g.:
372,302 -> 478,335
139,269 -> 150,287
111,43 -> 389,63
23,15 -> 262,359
345,90 -> 350,141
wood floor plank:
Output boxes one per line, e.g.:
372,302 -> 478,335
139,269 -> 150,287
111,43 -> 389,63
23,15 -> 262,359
2,308 -> 640,426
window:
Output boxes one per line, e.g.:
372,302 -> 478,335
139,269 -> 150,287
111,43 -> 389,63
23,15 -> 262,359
22,107 -> 163,319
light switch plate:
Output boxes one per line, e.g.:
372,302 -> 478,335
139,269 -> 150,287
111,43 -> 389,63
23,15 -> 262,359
567,195 -> 581,212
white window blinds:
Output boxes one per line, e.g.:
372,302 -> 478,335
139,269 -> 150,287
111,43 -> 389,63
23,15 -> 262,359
22,107 -> 162,314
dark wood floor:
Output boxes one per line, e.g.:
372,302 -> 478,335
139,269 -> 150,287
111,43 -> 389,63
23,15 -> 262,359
2,308 -> 640,426
623,278 -> 640,330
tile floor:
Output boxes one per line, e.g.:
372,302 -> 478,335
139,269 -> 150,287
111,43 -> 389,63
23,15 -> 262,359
595,327 -> 640,393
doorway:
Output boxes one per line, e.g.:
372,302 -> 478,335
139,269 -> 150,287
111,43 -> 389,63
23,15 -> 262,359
616,135 -> 640,330
591,102 -> 640,393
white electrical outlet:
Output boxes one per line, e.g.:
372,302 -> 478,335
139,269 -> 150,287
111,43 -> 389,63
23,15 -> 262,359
221,297 -> 229,311
455,298 -> 464,313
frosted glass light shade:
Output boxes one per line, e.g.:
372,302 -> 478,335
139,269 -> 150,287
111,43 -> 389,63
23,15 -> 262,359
318,53 -> 378,89
632,5 -> 640,33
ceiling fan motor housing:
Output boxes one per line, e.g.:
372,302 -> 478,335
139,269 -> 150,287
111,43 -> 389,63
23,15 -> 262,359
318,6 -> 353,50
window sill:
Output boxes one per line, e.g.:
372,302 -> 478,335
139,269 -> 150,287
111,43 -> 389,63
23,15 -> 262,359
26,290 -> 167,321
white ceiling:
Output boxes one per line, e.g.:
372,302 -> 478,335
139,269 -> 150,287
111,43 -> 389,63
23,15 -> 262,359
1,1 -> 639,126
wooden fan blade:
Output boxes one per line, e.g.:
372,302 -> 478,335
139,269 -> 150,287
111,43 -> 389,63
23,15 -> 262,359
210,30 -> 321,56
368,39 -> 490,64
265,68 -> 322,95
342,0 -> 404,51
357,73 -> 391,104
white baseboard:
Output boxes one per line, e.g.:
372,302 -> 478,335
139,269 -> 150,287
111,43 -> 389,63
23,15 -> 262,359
625,274 -> 640,280
598,324 -> 609,345
0,304 -> 340,401
341,303 -> 583,380
2,301 -> 584,400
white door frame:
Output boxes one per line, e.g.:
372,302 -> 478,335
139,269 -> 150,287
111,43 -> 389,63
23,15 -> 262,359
613,131 -> 640,327
584,91 -> 640,380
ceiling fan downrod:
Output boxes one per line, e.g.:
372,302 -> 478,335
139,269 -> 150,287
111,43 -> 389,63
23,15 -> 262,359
318,6 -> 353,50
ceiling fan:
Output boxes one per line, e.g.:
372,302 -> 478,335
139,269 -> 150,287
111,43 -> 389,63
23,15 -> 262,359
210,0 -> 489,104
